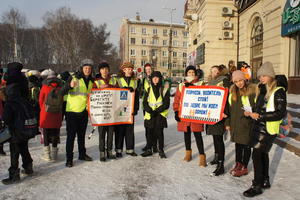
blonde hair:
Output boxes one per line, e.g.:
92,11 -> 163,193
230,81 -> 250,102
256,78 -> 277,100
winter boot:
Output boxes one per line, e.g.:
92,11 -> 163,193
152,146 -> 158,154
126,150 -> 138,156
100,152 -> 106,162
233,165 -> 248,177
142,145 -> 147,152
50,147 -> 59,162
199,154 -> 207,167
107,151 -> 116,159
210,153 -> 218,165
66,153 -> 73,168
21,163 -> 33,175
42,146 -> 51,162
141,149 -> 153,157
262,178 -> 271,189
230,162 -> 242,175
2,169 -> 20,185
212,161 -> 225,176
0,144 -> 6,156
116,152 -> 122,158
79,154 -> 93,161
159,150 -> 167,159
243,181 -> 263,197
183,150 -> 192,162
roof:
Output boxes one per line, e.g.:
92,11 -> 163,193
124,18 -> 185,28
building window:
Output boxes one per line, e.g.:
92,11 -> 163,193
173,40 -> 178,46
183,62 -> 187,68
130,27 -> 135,34
162,51 -> 168,57
130,59 -> 135,65
163,40 -> 168,46
172,30 -> 177,36
250,17 -> 263,79
183,31 -> 188,37
130,49 -> 136,56
141,60 -> 146,66
153,28 -> 158,35
183,41 -> 187,48
142,28 -> 147,34
141,38 -> 147,44
141,50 -> 147,56
152,38 -> 159,45
163,29 -> 168,36
183,52 -> 187,58
172,63 -> 177,68
130,38 -> 136,44
173,51 -> 177,57
162,61 -> 168,67
291,33 -> 300,76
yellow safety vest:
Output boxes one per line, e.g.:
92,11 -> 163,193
117,77 -> 137,89
178,81 -> 204,92
94,77 -> 116,88
228,94 -> 250,107
144,86 -> 169,120
144,78 -> 151,92
66,77 -> 93,113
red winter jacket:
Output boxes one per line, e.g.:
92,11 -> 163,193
39,78 -> 63,129
173,79 -> 204,133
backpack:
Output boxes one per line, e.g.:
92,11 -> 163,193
45,87 -> 63,113
279,112 -> 293,138
15,99 -> 39,141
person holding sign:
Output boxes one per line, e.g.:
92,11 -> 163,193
206,65 -> 231,176
141,71 -> 170,158
225,70 -> 256,177
243,62 -> 287,197
115,62 -> 139,157
173,65 -> 207,167
93,62 -> 118,161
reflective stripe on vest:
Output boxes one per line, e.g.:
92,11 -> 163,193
178,81 -> 204,92
265,87 -> 284,135
228,94 -> 250,107
117,77 -> 137,89
144,86 -> 169,120
66,77 -> 93,112
95,77 -> 116,88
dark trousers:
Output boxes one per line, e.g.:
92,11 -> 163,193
184,127 -> 204,154
98,126 -> 114,152
212,135 -> 225,161
235,143 -> 251,166
252,148 -> 270,185
43,128 -> 60,147
65,111 -> 88,160
146,128 -> 164,151
9,141 -> 33,174
115,124 -> 134,152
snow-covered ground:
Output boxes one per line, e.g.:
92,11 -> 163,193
0,98 -> 300,200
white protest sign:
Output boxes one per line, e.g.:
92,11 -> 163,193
179,86 -> 228,125
88,88 -> 134,126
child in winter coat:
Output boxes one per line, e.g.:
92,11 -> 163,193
39,71 -> 63,162
243,62 -> 287,197
173,65 -> 207,167
225,70 -> 256,177
141,71 -> 170,158
93,62 -> 118,161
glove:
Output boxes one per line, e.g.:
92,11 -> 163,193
184,82 -> 193,87
124,87 -> 134,92
174,111 -> 180,122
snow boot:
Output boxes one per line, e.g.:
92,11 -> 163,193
183,150 -> 192,162
100,152 -> 106,162
210,153 -> 218,165
126,150 -> 138,156
199,154 -> 207,167
79,154 -> 93,161
116,152 -> 122,158
262,178 -> 271,189
141,149 -> 153,157
66,154 -> 73,168
50,147 -> 58,162
21,163 -> 33,175
152,146 -> 158,154
42,146 -> 51,162
159,150 -> 167,159
0,144 -> 6,156
243,181 -> 263,197
142,145 -> 147,152
212,160 -> 225,176
2,169 -> 20,185
233,165 -> 248,177
230,162 -> 242,175
107,151 -> 116,159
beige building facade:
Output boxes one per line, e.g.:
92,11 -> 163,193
120,16 -> 188,77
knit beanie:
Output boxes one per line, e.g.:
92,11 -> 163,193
47,71 -> 56,79
121,61 -> 134,70
185,65 -> 196,76
232,70 -> 246,82
7,62 -> 23,76
257,62 -> 275,78
150,71 -> 162,79
98,62 -> 110,71
81,59 -> 94,67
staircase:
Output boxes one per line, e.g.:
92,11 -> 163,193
274,102 -> 300,156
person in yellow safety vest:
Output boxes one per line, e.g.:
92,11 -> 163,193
225,70 -> 256,178
243,62 -> 287,198
62,59 -> 95,168
93,62 -> 118,162
140,71 -> 170,158
115,61 -> 139,157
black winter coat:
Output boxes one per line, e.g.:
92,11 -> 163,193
250,84 -> 287,152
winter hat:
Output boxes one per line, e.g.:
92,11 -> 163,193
81,59 -> 94,67
60,71 -> 71,81
98,62 -> 110,71
28,75 -> 39,83
7,62 -> 23,75
150,71 -> 162,79
185,65 -> 196,76
144,63 -> 152,69
232,70 -> 246,82
257,61 -> 275,78
47,71 -> 56,79
121,61 -> 134,70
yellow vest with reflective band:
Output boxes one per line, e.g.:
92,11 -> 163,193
178,81 -> 204,92
264,87 -> 284,135
66,77 -> 93,112
94,77 -> 116,88
117,77 -> 137,89
144,78 -> 150,91
228,94 -> 250,107
144,86 -> 169,120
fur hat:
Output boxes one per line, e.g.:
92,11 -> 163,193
185,65 -> 196,76
257,62 -> 275,78
232,70 -> 246,82
121,62 -> 134,70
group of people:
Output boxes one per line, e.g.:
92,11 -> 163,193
0,59 -> 287,198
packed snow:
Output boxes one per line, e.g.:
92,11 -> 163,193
0,98 -> 300,200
